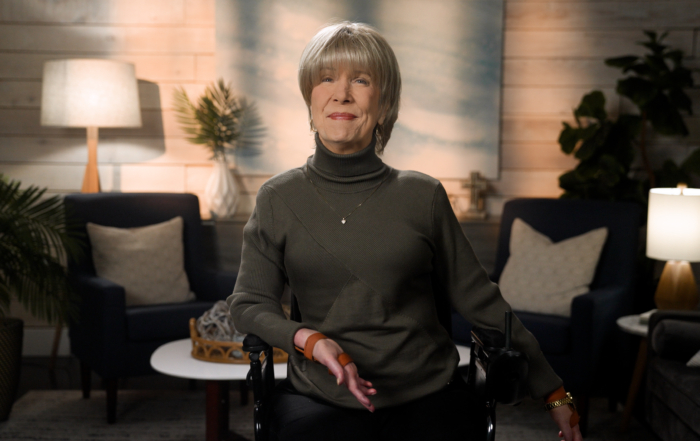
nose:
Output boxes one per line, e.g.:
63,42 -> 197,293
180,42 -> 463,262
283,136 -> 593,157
331,79 -> 351,103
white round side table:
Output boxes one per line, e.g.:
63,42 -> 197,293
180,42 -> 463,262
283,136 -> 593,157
151,339 -> 287,441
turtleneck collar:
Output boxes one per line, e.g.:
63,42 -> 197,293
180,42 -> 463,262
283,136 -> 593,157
305,133 -> 390,193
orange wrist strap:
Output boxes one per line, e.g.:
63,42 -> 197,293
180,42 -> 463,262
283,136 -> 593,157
545,386 -> 579,428
301,332 -> 327,361
545,386 -> 567,403
337,352 -> 353,367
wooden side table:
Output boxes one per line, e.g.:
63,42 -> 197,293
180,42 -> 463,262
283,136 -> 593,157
616,314 -> 649,432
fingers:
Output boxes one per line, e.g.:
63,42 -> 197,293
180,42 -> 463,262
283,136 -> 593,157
311,339 -> 377,411
572,424 -> 583,441
345,369 -> 375,412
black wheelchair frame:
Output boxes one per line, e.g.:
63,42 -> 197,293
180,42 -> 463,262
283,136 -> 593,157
243,310 -> 529,441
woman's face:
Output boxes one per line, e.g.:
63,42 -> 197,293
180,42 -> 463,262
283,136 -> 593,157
310,66 -> 384,154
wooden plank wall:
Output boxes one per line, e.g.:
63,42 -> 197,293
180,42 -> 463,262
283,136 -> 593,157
482,0 -> 700,216
1,1 -> 698,218
0,0 -> 220,217
1,0 -> 698,329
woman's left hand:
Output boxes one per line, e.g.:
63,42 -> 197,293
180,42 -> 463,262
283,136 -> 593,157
548,405 -> 583,441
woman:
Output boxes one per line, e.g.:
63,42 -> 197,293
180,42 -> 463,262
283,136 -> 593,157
228,22 -> 583,441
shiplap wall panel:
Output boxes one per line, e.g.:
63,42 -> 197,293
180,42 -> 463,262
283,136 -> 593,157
2,163 -> 114,191
0,138 -> 213,164
0,53 -> 198,81
504,30 -> 694,58
503,59 -> 624,86
501,143 -> 579,170
506,2 -> 700,29
0,25 -> 214,53
0,0 -> 217,226
1,0 -> 698,215
502,87 -> 619,115
0,0 -> 187,24
0,80 -> 208,111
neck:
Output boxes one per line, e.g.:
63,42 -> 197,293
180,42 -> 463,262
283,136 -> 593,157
320,134 -> 374,155
306,133 -> 389,193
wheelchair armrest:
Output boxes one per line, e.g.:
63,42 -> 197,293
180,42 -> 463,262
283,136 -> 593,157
243,334 -> 272,353
469,326 -> 529,406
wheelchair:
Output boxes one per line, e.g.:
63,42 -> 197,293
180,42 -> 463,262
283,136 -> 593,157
243,297 -> 529,441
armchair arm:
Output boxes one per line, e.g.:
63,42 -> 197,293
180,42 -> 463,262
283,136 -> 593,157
567,286 -> 627,387
648,310 -> 700,361
68,275 -> 128,377
198,269 -> 238,302
648,310 -> 700,339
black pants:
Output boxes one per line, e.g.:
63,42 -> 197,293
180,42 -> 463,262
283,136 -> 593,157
269,374 -> 482,441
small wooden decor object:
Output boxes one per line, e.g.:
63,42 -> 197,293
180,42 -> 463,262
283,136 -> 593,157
189,318 -> 288,364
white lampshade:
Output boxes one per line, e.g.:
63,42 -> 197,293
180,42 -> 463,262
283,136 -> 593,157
41,59 -> 142,128
647,187 -> 700,262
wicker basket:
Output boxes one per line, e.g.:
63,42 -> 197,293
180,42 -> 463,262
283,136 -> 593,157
189,318 -> 288,364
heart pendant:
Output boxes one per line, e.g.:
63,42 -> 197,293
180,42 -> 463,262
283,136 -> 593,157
341,219 -> 346,224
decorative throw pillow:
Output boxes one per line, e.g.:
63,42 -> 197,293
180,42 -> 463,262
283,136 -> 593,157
87,216 -> 195,306
498,218 -> 608,317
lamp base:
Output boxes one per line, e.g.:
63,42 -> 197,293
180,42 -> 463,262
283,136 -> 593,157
81,126 -> 100,193
654,260 -> 699,310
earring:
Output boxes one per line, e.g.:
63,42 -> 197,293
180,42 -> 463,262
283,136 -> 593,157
374,124 -> 382,145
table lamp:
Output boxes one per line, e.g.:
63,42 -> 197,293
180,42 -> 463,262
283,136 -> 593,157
41,59 -> 142,193
647,185 -> 700,310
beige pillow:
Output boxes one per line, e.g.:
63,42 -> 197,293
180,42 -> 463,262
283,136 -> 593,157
688,350 -> 700,368
87,217 -> 195,306
498,218 -> 608,317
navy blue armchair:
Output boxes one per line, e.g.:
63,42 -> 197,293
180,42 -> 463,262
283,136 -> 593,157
452,198 -> 643,434
64,193 -> 237,423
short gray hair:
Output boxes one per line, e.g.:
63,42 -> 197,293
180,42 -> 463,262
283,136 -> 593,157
298,22 -> 401,154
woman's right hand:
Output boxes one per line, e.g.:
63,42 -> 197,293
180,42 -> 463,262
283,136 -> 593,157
294,329 -> 377,412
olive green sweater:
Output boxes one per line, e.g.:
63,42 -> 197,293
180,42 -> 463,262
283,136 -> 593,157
227,136 -> 562,409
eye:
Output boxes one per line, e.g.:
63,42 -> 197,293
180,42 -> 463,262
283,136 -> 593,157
355,78 -> 369,85
321,76 -> 333,83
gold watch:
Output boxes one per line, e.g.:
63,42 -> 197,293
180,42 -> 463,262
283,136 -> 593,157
544,392 -> 576,411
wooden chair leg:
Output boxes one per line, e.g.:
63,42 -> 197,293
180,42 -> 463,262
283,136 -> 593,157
577,393 -> 590,437
106,378 -> 118,424
80,361 -> 91,399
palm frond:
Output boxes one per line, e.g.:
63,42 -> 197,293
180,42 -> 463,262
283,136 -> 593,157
0,179 -> 84,323
172,79 -> 266,158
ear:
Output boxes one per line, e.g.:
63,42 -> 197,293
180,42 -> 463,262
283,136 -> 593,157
378,105 -> 387,126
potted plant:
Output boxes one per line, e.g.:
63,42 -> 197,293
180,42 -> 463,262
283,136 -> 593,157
558,31 -> 699,201
173,79 -> 264,219
0,177 -> 82,420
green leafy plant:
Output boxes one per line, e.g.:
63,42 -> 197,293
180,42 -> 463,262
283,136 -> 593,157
559,31 -> 698,200
173,79 -> 264,160
558,91 -> 644,202
0,178 -> 83,324
606,31 -> 696,188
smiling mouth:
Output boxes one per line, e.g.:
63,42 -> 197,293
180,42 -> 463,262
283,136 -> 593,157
328,113 -> 357,120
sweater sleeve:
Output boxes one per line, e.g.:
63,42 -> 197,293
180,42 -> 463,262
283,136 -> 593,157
431,183 -> 563,399
226,186 -> 306,355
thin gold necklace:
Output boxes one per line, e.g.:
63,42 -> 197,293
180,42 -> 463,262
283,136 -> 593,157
303,165 -> 389,225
